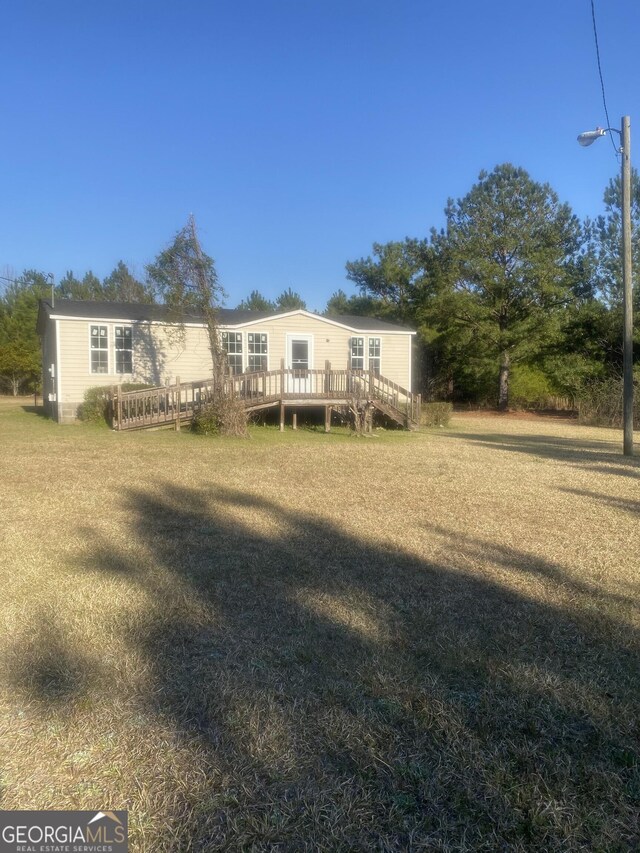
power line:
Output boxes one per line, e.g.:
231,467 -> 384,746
590,0 -> 619,158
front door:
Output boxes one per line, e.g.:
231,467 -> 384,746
287,335 -> 313,393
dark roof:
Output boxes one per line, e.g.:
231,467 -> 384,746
327,313 -> 414,332
37,299 -> 414,334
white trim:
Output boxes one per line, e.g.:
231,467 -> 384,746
407,334 -> 412,392
53,314 -> 208,329
221,329 -> 244,375
349,335 -> 365,370
88,323 -> 110,376
286,332 -> 314,370
47,310 -> 416,336
367,335 -> 382,374
285,333 -> 314,394
226,310 -> 415,335
55,319 -> 61,403
113,323 -> 134,377
246,329 -> 270,372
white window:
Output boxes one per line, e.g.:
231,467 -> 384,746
90,325 -> 109,373
115,326 -> 133,374
368,337 -> 381,375
222,331 -> 243,374
248,333 -> 268,372
350,337 -> 364,370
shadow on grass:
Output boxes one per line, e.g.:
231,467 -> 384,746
21,405 -> 51,419
559,486 -> 640,516
7,616 -> 94,708
12,484 -> 640,849
446,430 -> 639,472
421,521 -> 640,613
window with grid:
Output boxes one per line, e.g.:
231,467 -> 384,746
368,337 -> 381,375
115,326 -> 133,373
247,333 -> 268,372
222,331 -> 243,374
90,325 -> 109,373
350,337 -> 364,370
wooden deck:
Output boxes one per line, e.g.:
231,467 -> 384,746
108,365 -> 421,432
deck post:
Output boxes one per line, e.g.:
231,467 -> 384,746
325,360 -> 331,396
116,385 -> 123,431
109,385 -> 116,430
175,375 -> 181,432
292,412 -> 297,430
325,405 -> 332,433
280,358 -> 286,431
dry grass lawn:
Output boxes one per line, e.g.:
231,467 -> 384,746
1,397 -> 639,851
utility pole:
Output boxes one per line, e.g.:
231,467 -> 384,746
621,116 -> 633,456
578,116 -> 634,455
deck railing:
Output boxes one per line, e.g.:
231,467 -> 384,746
110,365 -> 421,431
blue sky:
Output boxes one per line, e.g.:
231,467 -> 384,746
2,0 -> 639,309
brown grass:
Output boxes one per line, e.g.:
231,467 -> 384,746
1,398 -> 639,851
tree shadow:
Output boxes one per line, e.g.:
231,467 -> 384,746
446,430 -> 639,471
578,463 -> 640,479
134,325 -> 167,386
6,613 -> 95,709
559,486 -> 640,516
420,521 -> 640,613
11,484 -> 640,848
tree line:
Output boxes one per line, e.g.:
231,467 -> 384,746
336,162 -> 640,412
0,260 -> 308,397
1,161 -> 638,411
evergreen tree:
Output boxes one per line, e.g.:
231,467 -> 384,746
440,164 -> 583,408
345,239 -> 431,321
103,261 -> 155,303
0,270 -> 50,394
591,169 -> 640,308
275,287 -> 306,311
324,289 -> 387,318
57,271 -> 85,299
236,290 -> 275,312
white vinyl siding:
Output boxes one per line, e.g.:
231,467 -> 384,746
59,320 -> 212,403
54,313 -> 412,408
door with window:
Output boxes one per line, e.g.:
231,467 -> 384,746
286,335 -> 313,393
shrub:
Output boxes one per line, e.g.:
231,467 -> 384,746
577,373 -> 640,428
120,383 -> 155,393
421,402 -> 452,427
77,386 -> 111,424
77,383 -> 155,425
508,365 -> 553,409
192,396 -> 249,437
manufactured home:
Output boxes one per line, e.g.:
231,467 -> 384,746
37,299 -> 418,427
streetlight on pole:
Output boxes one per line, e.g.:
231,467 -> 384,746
578,116 -> 634,456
